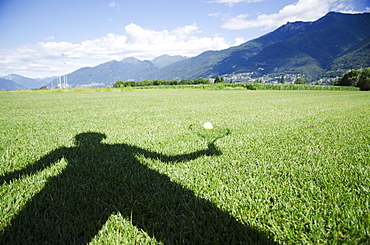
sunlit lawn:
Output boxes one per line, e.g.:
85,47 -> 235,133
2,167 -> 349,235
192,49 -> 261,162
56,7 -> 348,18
1,90 -> 369,244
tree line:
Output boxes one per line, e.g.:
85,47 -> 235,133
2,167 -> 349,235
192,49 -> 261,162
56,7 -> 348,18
334,67 -> 370,91
113,78 -> 215,88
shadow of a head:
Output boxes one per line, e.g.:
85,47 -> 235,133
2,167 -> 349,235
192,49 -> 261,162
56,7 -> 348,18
74,132 -> 107,147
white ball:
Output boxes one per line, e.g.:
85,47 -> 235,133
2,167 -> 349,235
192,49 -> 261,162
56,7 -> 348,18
203,122 -> 213,129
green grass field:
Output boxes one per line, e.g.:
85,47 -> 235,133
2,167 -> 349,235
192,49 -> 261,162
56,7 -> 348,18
1,90 -> 369,244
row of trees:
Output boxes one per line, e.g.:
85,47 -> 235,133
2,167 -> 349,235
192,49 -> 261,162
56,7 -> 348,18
334,68 -> 370,91
113,77 -> 222,88
280,75 -> 306,84
113,75 -> 306,87
114,79 -> 177,87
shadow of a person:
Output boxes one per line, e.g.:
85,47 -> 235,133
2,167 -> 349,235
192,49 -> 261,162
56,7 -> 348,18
1,132 -> 276,244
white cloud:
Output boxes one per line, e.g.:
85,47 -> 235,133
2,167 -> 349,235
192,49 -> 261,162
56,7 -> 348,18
0,23 -> 235,78
222,0 -> 357,30
108,1 -> 116,8
208,12 -> 221,17
233,37 -> 246,46
44,36 -> 55,41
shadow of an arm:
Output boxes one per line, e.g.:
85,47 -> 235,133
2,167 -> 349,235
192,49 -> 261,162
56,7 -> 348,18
0,148 -> 65,185
138,130 -> 231,163
137,141 -> 222,163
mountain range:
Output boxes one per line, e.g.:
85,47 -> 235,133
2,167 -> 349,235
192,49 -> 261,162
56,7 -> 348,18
154,12 -> 370,82
1,12 -> 370,90
0,74 -> 55,90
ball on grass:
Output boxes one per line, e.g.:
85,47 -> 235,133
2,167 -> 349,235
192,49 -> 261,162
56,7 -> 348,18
203,122 -> 213,129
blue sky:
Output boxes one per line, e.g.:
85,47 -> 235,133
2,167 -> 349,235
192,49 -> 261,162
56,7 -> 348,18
0,0 -> 369,78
